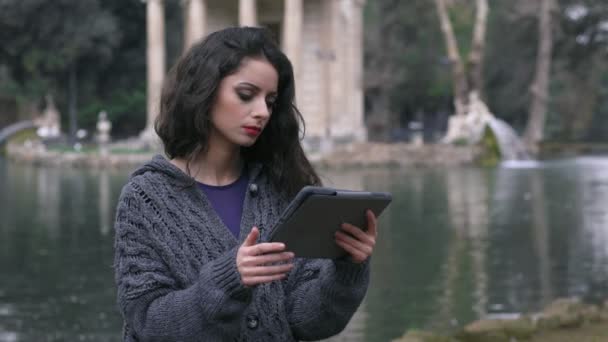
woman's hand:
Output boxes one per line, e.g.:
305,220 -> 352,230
237,227 -> 294,287
335,210 -> 378,263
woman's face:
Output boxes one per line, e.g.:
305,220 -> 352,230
209,56 -> 279,148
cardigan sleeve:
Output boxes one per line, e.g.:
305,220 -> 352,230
114,182 -> 251,341
283,257 -> 370,340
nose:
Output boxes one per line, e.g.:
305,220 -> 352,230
252,98 -> 271,120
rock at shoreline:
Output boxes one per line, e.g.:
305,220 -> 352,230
394,298 -> 608,342
5,141 -> 154,169
6,140 -> 481,169
392,330 -> 451,342
317,143 -> 479,168
535,298 -> 600,329
457,317 -> 535,341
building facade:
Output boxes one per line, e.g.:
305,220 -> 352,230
144,0 -> 367,154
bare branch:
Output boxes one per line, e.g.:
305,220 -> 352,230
434,0 -> 469,115
468,0 -> 488,94
524,0 -> 556,149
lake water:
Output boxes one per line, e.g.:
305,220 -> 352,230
1,156 -> 608,341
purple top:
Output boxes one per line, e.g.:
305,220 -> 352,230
197,171 -> 249,239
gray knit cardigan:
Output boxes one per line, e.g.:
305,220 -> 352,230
113,155 -> 370,341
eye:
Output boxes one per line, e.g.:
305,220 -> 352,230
237,91 -> 253,102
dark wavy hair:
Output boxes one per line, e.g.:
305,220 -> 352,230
155,26 -> 320,198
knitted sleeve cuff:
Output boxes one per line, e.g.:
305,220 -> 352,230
204,247 -> 252,302
332,257 -> 370,286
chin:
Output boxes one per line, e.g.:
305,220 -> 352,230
231,131 -> 263,148
236,137 -> 258,148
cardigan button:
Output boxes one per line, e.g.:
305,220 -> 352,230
246,314 -> 259,329
249,183 -> 258,197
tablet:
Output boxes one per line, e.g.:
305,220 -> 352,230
268,186 -> 392,259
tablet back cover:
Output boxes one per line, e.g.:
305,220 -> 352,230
270,193 -> 391,258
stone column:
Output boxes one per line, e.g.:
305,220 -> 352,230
326,0 -> 367,146
143,0 -> 165,144
183,0 -> 207,51
350,0 -> 367,142
239,0 -> 257,27
320,0 -> 334,153
282,0 -> 303,81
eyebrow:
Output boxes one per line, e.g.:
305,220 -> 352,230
236,82 -> 277,96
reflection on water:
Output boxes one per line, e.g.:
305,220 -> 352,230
2,156 -> 608,341
0,159 -> 123,341
99,170 -> 111,236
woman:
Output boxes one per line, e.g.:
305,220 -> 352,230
114,27 -> 378,341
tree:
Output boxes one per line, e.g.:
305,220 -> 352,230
364,0 -> 451,142
524,0 -> 556,153
81,0 -> 148,137
479,0 -> 608,143
0,0 -> 120,139
550,0 -> 608,141
364,0 -> 407,142
434,0 -> 491,144
483,1 -> 538,131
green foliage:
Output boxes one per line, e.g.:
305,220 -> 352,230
448,1 -> 475,59
0,0 -> 120,99
365,0 -> 608,143
5,127 -> 38,145
0,0 -> 150,136
47,144 -> 97,154
589,69 -> 608,141
482,1 -> 538,130
1,0 -> 606,142
79,85 -> 146,136
365,0 -> 453,138
477,125 -> 501,167
486,0 -> 608,139
109,147 -> 151,155
546,0 -> 608,142
1,127 -> 37,155
452,137 -> 470,146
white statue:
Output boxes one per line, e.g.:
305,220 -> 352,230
442,91 -> 492,144
97,110 -> 112,156
36,94 -> 61,139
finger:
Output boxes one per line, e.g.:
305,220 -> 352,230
242,227 -> 260,247
242,273 -> 288,286
340,223 -> 375,246
241,263 -> 294,277
239,251 -> 294,267
335,230 -> 372,256
249,242 -> 287,256
366,210 -> 378,237
252,251 -> 294,265
335,239 -> 367,263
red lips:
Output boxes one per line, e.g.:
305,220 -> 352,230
243,126 -> 261,136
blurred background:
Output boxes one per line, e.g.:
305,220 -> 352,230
0,0 -> 606,145
1,0 -> 607,341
